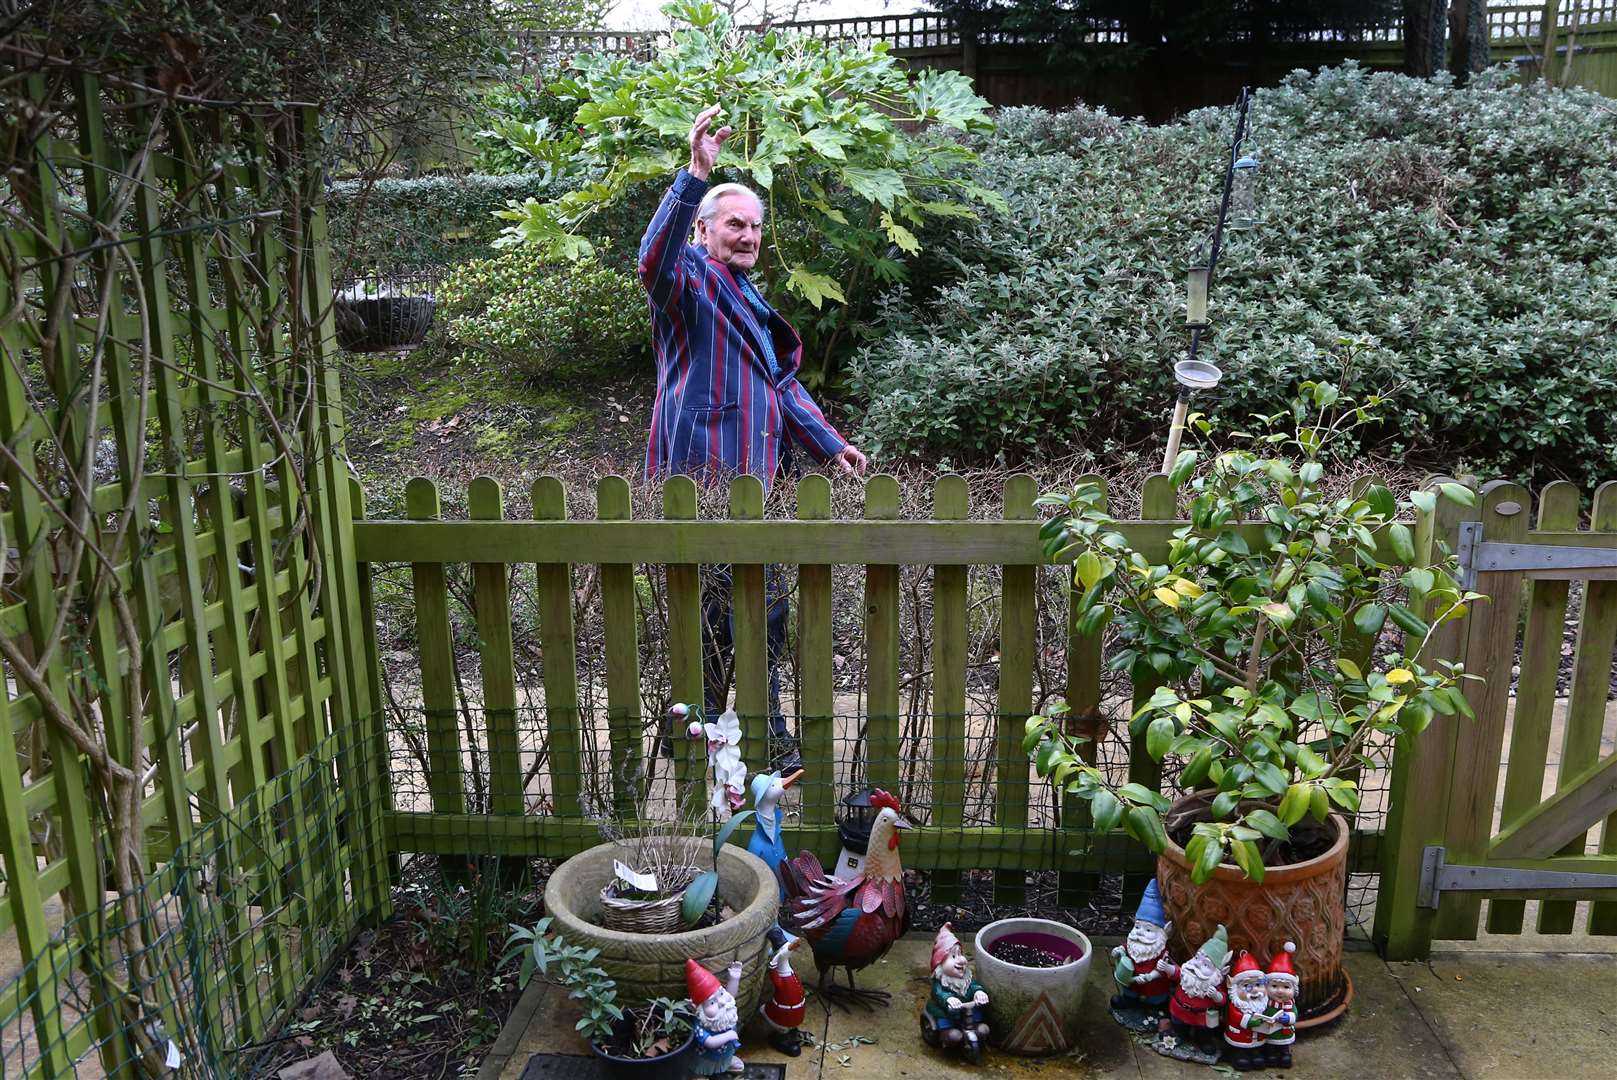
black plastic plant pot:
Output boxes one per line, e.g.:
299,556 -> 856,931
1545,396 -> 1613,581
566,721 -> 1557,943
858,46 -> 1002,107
587,1025 -> 695,1079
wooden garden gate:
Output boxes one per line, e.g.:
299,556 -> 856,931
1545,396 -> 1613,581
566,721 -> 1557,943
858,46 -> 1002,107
1375,480 -> 1617,959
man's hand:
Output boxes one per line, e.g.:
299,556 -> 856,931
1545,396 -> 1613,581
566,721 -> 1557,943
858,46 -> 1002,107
688,104 -> 732,181
831,445 -> 867,476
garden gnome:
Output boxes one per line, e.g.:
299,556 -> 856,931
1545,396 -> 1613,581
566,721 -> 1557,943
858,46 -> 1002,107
925,923 -> 990,1054
1223,950 -> 1269,1071
1110,879 -> 1174,1013
1158,924 -> 1229,1056
687,958 -> 745,1076
748,768 -> 804,899
1261,942 -> 1300,1069
759,930 -> 806,1056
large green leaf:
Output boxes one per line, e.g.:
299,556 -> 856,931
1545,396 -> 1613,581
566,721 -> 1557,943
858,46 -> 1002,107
681,870 -> 718,926
785,265 -> 847,309
842,166 -> 906,208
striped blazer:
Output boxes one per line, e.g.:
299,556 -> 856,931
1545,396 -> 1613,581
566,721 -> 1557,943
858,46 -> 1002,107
638,170 -> 847,489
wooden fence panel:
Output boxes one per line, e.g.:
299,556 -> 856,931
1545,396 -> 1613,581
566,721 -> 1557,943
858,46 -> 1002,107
796,476 -> 838,829
864,475 -> 903,797
930,474 -> 970,903
995,475 -> 1037,906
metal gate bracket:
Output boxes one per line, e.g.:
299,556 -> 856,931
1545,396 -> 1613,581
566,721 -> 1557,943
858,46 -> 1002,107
1417,846 -> 1617,909
1454,521 -> 1617,590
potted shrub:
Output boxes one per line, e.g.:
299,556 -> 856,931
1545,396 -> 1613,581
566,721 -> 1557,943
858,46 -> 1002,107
971,918 -> 1092,1056
1026,383 -> 1480,1024
503,917 -> 695,1078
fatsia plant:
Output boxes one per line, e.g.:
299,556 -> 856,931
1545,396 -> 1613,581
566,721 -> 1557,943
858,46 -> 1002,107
488,0 -> 1000,385
1025,383 -> 1484,882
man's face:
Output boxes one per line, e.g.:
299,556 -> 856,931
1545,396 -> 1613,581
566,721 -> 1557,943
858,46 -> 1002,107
697,193 -> 763,270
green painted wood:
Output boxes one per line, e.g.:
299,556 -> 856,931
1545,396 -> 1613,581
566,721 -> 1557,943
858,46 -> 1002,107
1434,482 -> 1531,942
298,109 -> 391,921
598,476 -> 645,821
1488,482 -> 1580,934
1060,474 -> 1107,908
533,476 -> 584,817
1541,481 -> 1617,934
729,475 -> 770,767
353,479 -> 400,886
795,475 -> 836,829
864,475 -> 903,798
471,478 -> 524,818
931,474 -> 970,904
1122,474 -> 1176,912
995,475 -> 1037,906
1374,478 -> 1478,960
408,478 -> 468,816
663,477 -> 706,810
351,517 -> 1419,568
1490,750 -> 1617,860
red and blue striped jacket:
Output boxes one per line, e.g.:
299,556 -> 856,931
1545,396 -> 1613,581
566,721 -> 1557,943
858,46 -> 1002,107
638,170 -> 848,489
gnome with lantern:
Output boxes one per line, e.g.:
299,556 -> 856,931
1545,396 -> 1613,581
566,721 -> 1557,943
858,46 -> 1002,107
686,958 -> 746,1076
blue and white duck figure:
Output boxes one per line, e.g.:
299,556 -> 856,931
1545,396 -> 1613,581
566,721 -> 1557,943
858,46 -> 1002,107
747,767 -> 804,899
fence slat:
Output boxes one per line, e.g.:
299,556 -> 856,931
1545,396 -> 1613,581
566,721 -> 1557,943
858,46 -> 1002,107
471,477 -> 524,819
407,478 -> 468,817
534,476 -> 584,818
931,475 -> 970,903
730,475 -> 771,768
663,476 -> 705,807
864,475 -> 903,798
1122,474 -> 1176,910
1435,482 -> 1530,941
1541,481 -> 1617,934
995,474 -> 1037,906
599,476 -> 645,821
1061,474 -> 1107,908
1489,481 -> 1580,934
796,475 -> 837,830
1374,477 -> 1478,959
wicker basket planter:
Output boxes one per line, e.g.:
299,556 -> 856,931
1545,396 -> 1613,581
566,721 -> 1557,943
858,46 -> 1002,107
333,295 -> 434,353
544,839 -> 776,1017
1156,792 -> 1353,1028
599,864 -> 702,935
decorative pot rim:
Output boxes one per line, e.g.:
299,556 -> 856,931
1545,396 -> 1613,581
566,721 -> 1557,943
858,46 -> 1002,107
544,838 -> 775,952
973,917 -> 1091,969
1158,792 -> 1348,884
589,1022 -> 696,1065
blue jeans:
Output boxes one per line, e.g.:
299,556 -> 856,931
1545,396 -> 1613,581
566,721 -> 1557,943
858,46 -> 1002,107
701,564 -> 791,741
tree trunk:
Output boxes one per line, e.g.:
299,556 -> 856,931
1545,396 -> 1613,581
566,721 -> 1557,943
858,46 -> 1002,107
1539,1 -> 1559,82
1447,0 -> 1489,83
1404,0 -> 1447,77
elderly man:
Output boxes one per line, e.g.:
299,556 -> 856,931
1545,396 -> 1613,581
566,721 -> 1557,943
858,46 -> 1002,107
639,105 -> 866,768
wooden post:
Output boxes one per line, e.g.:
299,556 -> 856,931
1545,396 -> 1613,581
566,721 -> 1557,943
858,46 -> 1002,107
931,474 -> 970,904
533,476 -> 584,818
1060,475 -> 1109,909
796,476 -> 838,836
864,475 -> 903,798
995,475 -> 1038,906
470,478 -> 524,821
599,476 -> 645,821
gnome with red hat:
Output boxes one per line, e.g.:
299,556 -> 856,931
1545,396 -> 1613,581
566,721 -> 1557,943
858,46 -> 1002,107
686,958 -> 745,1076
759,929 -> 806,1056
1223,950 -> 1270,1071
1260,942 -> 1299,1069
923,922 -> 990,1057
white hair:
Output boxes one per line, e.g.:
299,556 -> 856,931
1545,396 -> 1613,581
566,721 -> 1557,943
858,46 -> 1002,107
697,183 -> 764,223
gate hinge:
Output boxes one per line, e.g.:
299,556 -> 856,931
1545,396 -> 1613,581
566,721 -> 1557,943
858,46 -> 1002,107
1454,521 -> 1617,589
1416,846 -> 1617,909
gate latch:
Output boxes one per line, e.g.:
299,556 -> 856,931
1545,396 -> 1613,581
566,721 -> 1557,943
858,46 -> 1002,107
1416,845 -> 1617,909
1454,521 -> 1617,590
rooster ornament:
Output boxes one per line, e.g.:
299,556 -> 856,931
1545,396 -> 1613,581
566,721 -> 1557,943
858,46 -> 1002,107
783,789 -> 912,1009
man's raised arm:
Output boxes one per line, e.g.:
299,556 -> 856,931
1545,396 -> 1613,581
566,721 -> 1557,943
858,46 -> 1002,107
637,105 -> 731,311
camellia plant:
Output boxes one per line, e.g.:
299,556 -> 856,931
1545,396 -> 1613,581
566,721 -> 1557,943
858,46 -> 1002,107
1025,383 -> 1484,882
488,0 -> 1000,384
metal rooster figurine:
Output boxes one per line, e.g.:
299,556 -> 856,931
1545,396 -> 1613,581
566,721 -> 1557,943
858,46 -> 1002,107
783,789 -> 912,1009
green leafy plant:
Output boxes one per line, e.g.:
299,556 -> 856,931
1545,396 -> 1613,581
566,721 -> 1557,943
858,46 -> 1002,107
501,919 -> 693,1055
850,65 -> 1617,485
1025,384 -> 1485,881
487,0 -> 1001,385
436,245 -> 647,375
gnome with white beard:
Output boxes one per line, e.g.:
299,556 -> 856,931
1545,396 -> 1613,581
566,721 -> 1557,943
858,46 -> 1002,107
1153,924 -> 1229,1061
686,959 -> 745,1076
1260,942 -> 1300,1069
1223,950 -> 1270,1071
1109,879 -> 1174,1023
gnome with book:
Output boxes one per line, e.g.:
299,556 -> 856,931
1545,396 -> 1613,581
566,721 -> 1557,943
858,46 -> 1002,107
1260,942 -> 1300,1069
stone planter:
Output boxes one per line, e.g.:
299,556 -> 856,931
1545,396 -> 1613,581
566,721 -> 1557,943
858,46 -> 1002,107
972,918 -> 1092,1056
1156,793 -> 1352,1027
543,839 -> 776,1017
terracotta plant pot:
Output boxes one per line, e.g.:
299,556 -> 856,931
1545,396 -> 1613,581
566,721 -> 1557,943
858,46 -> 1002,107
544,839 -> 776,1017
1155,793 -> 1352,1026
972,918 -> 1092,1056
